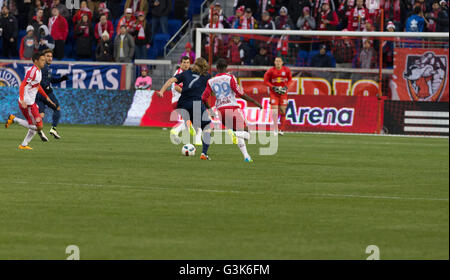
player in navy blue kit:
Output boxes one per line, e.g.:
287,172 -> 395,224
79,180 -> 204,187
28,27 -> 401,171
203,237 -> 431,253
35,49 -> 69,139
158,58 -> 213,160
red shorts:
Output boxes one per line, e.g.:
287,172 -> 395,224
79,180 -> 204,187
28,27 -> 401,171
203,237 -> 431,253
19,102 -> 42,127
218,106 -> 247,131
270,93 -> 288,106
172,102 -> 178,110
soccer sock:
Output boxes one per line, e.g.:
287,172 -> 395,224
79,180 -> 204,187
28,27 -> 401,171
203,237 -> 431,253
280,113 -> 286,130
21,129 -> 37,146
52,109 -> 61,128
201,130 -> 211,155
237,137 -> 250,159
14,118 -> 37,131
235,131 -> 250,140
195,128 -> 202,143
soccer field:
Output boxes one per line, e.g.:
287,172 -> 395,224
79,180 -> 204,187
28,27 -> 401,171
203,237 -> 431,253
0,124 -> 448,260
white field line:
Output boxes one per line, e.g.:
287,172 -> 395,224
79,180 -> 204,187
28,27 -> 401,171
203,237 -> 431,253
4,181 -> 448,202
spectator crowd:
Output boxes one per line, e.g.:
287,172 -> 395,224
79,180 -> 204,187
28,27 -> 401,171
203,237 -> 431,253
199,0 -> 449,69
0,0 -> 174,61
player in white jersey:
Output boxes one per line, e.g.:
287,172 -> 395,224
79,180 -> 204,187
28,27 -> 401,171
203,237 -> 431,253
202,59 -> 262,162
170,56 -> 202,145
5,52 -> 57,150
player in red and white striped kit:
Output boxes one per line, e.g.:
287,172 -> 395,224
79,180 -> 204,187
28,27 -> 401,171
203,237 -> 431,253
202,59 -> 261,162
169,56 -> 202,145
5,52 -> 57,150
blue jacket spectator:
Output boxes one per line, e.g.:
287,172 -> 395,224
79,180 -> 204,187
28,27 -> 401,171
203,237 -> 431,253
406,6 -> 426,32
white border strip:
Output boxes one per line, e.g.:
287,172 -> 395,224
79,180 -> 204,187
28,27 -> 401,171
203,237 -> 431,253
197,28 -> 449,38
404,126 -> 450,133
405,111 -> 449,118
262,131 -> 449,139
405,118 -> 449,125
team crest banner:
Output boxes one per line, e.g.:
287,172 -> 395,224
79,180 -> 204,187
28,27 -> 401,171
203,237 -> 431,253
392,48 -> 449,102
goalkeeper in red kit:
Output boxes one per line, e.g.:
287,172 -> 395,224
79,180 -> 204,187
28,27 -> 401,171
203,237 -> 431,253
264,57 -> 292,135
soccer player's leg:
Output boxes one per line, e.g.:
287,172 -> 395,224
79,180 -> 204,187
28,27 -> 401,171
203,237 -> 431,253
47,92 -> 61,139
220,107 -> 238,144
278,97 -> 288,136
170,102 -> 186,138
270,93 -> 280,135
230,108 -> 252,162
31,103 -> 49,142
199,103 -> 212,160
14,101 -> 39,131
17,103 -> 47,149
5,114 -> 15,128
172,107 -> 190,145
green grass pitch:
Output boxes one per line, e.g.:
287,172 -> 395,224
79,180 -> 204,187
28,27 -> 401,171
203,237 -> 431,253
0,124 -> 448,259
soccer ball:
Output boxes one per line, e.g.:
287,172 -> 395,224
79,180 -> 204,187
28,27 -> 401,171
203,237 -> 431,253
181,144 -> 196,156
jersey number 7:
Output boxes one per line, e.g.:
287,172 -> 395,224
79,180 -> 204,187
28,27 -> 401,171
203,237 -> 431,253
188,74 -> 200,89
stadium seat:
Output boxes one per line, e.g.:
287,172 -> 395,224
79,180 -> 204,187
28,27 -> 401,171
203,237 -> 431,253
168,19 -> 182,37
148,47 -> 158,59
187,0 -> 203,20
296,50 -> 309,67
152,33 -> 171,57
307,51 -> 336,67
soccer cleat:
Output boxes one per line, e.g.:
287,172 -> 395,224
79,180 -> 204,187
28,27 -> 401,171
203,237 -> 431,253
244,158 -> 253,163
5,114 -> 15,128
186,120 -> 196,136
200,153 -> 211,160
227,129 -> 238,144
18,145 -> 33,150
278,130 -> 284,136
49,127 -> 61,139
38,131 -> 49,142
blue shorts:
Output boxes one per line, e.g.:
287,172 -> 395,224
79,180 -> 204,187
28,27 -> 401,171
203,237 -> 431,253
176,101 -> 211,130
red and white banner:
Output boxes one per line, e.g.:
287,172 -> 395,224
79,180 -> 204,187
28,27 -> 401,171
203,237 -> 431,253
392,48 -> 449,102
137,91 -> 381,134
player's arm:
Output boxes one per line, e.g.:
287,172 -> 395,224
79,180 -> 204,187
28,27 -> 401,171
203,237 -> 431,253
230,75 -> 262,108
171,82 -> 182,93
38,85 -> 57,109
158,77 -> 178,97
18,80 -> 27,109
51,75 -> 69,84
280,68 -> 293,94
263,69 -> 275,89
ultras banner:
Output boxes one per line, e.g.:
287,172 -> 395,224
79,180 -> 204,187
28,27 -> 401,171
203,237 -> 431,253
0,62 -> 126,90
